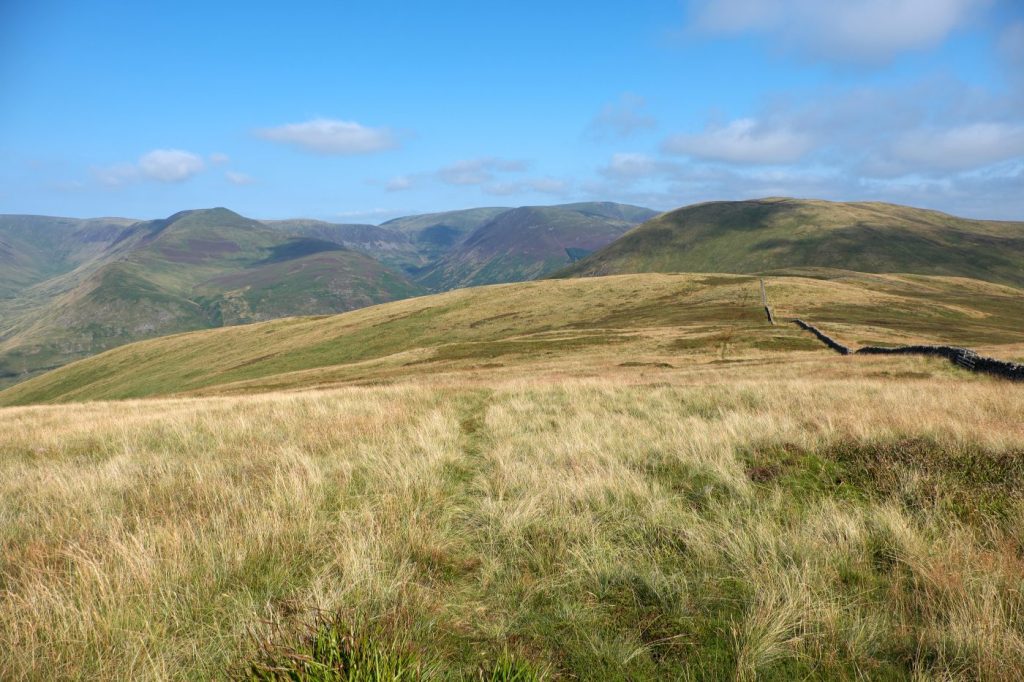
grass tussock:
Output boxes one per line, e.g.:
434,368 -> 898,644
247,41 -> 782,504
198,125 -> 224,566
1,377 -> 1023,679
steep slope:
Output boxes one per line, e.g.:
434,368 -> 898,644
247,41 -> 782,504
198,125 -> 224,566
3,270 -> 1022,405
0,208 -> 425,384
263,219 -> 423,272
557,198 -> 1024,287
380,207 -> 511,264
414,202 -> 658,290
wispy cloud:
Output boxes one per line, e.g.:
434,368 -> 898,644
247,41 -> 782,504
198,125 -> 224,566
384,175 -> 416,191
889,123 -> 1024,171
662,118 -> 814,164
256,118 -> 399,155
225,170 -> 255,185
599,153 -> 681,181
209,152 -> 230,165
91,162 -> 140,188
687,0 -> 989,63
588,93 -> 656,138
436,157 -> 527,186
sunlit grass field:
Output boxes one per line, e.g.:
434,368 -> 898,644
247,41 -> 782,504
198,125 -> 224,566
3,374 -> 1023,679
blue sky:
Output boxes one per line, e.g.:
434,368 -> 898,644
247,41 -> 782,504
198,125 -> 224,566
2,0 -> 1023,221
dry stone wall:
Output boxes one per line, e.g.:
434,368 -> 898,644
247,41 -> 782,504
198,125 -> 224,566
792,319 -> 1024,381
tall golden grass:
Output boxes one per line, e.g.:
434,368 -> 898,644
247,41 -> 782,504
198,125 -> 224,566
1,375 -> 1023,678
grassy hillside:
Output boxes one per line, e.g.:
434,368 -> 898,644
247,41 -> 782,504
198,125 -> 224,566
3,376 -> 1023,679
414,202 -> 657,290
4,270 -> 1022,406
0,209 -> 424,385
557,198 -> 1024,287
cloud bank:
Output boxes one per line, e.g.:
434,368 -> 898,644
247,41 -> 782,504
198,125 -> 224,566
256,118 -> 399,155
689,0 -> 988,63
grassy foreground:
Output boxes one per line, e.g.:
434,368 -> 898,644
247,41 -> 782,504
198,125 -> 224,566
2,377 -> 1023,679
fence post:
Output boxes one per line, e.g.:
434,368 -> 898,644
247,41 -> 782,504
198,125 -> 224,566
760,278 -> 775,325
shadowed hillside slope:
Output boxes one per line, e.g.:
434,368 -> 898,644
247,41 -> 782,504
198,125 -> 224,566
263,219 -> 426,272
4,270 -> 1022,406
414,202 -> 657,290
379,206 -> 511,265
556,198 -> 1024,287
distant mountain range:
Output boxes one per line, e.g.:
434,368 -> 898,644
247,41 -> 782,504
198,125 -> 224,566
264,202 -> 656,288
0,201 -> 653,384
4,196 -> 1022,387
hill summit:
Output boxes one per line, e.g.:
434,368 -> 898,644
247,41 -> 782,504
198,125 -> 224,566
556,198 -> 1024,287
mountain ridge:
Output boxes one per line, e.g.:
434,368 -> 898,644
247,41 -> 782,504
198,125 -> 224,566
555,197 -> 1024,287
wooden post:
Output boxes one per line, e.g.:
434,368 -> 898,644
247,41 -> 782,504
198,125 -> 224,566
760,278 -> 775,325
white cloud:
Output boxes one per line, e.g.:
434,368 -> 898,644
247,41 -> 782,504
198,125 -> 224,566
890,123 -> 1024,171
225,170 -> 255,185
256,118 -> 399,155
138,149 -> 205,182
588,93 -> 657,138
690,0 -> 989,63
598,151 -> 663,178
436,157 -> 527,186
662,118 -> 814,164
209,152 -> 230,165
91,148 -> 205,187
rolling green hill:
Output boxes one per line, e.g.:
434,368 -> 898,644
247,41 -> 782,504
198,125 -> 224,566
557,198 -> 1024,286
0,208 -> 424,384
4,270 -> 1022,406
414,202 -> 657,290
